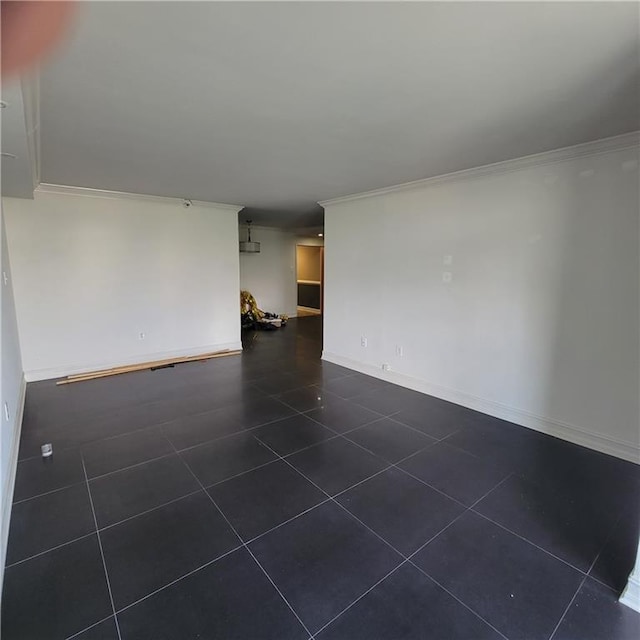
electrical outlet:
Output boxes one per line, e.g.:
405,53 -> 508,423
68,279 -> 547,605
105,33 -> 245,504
382,363 -> 391,371
395,345 -> 404,357
361,336 -> 368,347
442,272 -> 453,283
443,255 -> 453,266
139,332 -> 146,340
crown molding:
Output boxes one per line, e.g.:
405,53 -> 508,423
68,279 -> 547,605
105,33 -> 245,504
319,131 -> 640,207
20,73 -> 40,189
35,183 -> 243,212
238,222 -> 299,232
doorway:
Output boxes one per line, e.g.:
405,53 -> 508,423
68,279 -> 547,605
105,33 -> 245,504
296,244 -> 324,317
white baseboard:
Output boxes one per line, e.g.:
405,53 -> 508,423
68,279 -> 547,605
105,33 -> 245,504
24,342 -> 244,382
620,574 -> 640,613
1,374 -> 26,596
322,351 -> 640,464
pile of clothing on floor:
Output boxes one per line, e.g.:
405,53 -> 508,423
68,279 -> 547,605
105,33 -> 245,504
240,290 -> 288,330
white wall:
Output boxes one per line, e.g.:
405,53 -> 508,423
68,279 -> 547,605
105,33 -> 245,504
239,226 -> 297,317
3,188 -> 242,380
323,138 -> 640,462
1,204 -> 25,584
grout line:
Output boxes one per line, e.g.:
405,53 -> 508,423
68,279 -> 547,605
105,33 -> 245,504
8,488 -> 206,568
242,498 -> 333,546
327,437 -> 442,500
16,389 -> 294,463
383,412 -> 453,438
257,438 -> 405,554
88,451 -> 177,481
16,411 -> 325,502
65,614 -> 117,640
11,384 -> 349,541
5,531 -> 96,568
426,434 -> 500,462
253,432 -> 398,499
11,438 -> 402,570
347,397 -> 400,417
170,411 -> 310,454
273,392 -> 342,414
81,455 -> 123,640
408,561 -> 510,640
547,510 -> 626,640
469,509 -> 592,577
586,573 -> 625,593
388,475 -> 518,640
200,458 -> 284,489
259,438 -> 513,640
301,411 -> 395,442
391,443 -> 516,507
114,543 -> 245,615
242,545 -> 314,639
547,574 -> 588,640
309,561 -> 409,638
17,408 -> 318,494
167,438 -> 314,638
339,425 -> 438,459
97,488 -> 204,532
302,397 -> 387,419
16,359 -> 368,464
376,460 -> 469,508
259,378 -> 478,510
253,441 -> 414,634
12,480 -> 88,505
403,474 -> 515,564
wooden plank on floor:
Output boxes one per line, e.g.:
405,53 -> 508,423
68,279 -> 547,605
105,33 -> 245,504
56,350 -> 242,385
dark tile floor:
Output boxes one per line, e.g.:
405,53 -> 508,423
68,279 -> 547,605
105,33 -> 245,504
2,317 -> 639,639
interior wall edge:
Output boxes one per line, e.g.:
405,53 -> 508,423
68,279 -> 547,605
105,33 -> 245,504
0,374 -> 26,596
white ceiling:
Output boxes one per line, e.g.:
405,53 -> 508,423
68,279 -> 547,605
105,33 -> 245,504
30,1 -> 640,226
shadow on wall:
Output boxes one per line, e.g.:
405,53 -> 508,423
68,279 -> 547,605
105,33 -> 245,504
467,50 -> 640,593
508,51 -> 640,592
537,139 -> 640,593
450,140 -> 640,599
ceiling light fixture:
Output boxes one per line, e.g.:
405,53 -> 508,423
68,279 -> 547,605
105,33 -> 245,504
239,220 -> 261,253
318,233 -> 323,237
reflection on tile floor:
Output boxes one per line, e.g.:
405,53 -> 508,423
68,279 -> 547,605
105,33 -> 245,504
2,317 -> 639,639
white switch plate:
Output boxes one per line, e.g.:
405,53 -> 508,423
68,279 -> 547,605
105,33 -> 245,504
442,272 -> 453,283
361,336 -> 368,347
443,255 -> 453,266
2,271 -> 8,286
139,332 -> 146,340
395,345 -> 404,357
